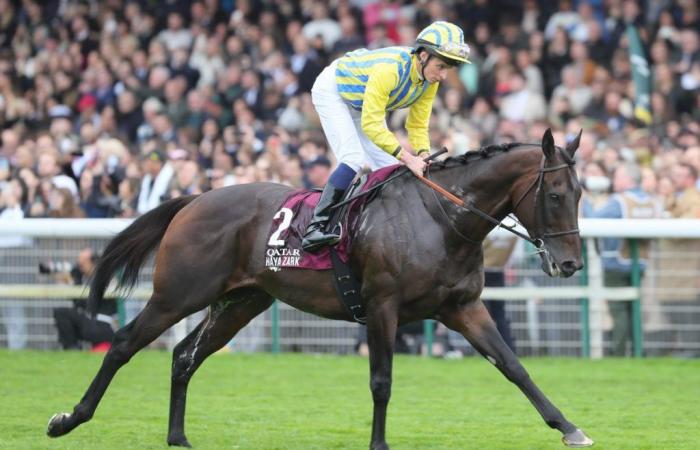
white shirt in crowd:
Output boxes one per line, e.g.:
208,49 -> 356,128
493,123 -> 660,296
137,163 -> 174,214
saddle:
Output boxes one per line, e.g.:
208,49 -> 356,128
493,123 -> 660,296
264,165 -> 401,323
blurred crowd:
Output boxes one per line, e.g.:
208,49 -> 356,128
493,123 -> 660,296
0,0 -> 699,220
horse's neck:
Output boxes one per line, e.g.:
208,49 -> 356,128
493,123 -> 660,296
423,147 -> 540,243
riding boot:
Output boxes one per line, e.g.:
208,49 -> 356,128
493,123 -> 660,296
301,183 -> 345,252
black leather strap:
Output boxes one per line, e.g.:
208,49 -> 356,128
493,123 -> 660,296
330,247 -> 366,324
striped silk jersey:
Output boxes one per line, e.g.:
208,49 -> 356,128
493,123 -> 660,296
334,46 -> 438,156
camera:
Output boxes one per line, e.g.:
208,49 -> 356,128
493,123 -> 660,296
38,260 -> 75,274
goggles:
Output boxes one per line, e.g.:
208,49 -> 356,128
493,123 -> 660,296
438,42 -> 471,61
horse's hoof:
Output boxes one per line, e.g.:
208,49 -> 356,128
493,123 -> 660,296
167,435 -> 192,447
562,428 -> 594,447
370,442 -> 389,450
46,412 -> 70,437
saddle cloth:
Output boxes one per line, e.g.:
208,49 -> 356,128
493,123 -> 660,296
264,164 -> 401,271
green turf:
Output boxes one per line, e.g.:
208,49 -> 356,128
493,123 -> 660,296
0,351 -> 698,449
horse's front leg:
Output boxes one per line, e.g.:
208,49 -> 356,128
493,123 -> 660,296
365,300 -> 398,450
438,300 -> 593,448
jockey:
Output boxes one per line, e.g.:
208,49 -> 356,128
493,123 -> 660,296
302,21 -> 471,252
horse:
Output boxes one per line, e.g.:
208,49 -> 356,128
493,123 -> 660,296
47,129 -> 593,449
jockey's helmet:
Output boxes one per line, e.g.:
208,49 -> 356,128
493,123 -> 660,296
414,21 -> 471,66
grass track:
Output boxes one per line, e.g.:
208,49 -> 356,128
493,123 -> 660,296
0,351 -> 698,449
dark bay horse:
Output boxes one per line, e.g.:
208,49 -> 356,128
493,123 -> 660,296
47,129 -> 593,448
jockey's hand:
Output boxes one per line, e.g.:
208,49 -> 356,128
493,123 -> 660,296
401,151 -> 427,178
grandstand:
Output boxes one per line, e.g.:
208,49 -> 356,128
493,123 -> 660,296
1,0 -> 699,357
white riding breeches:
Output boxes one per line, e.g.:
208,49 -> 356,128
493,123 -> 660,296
311,60 -> 399,172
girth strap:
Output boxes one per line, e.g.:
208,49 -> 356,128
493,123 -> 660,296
329,248 -> 366,324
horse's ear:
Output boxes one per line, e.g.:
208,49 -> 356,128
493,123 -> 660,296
542,128 -> 555,160
565,129 -> 583,157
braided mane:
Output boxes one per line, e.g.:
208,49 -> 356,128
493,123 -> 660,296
433,142 -> 528,169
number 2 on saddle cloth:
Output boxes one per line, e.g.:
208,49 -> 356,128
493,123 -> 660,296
264,165 -> 400,272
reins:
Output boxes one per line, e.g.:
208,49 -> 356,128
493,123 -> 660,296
418,174 -> 537,244
330,144 -> 579,249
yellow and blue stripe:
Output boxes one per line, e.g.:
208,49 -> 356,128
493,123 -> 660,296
335,47 -> 429,111
416,21 -> 464,47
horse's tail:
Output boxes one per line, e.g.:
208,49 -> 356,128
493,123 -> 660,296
87,195 -> 198,317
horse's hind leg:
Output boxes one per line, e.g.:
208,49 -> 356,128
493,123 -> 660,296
438,301 -> 594,448
47,297 -> 186,438
167,288 -> 273,447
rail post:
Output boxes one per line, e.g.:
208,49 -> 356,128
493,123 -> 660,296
423,319 -> 434,357
630,239 -> 643,357
117,298 -> 126,328
579,240 -> 591,358
271,300 -> 280,353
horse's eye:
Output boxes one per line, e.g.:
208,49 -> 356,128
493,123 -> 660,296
549,193 -> 560,203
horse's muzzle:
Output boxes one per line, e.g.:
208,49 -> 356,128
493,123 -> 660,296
538,248 -> 582,278
560,260 -> 583,277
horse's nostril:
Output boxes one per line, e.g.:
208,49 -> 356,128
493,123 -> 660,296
562,261 -> 582,273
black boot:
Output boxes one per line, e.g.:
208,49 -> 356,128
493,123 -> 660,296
302,183 -> 345,252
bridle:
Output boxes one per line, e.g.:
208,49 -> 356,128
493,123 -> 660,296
511,147 -> 580,246
425,146 -> 579,251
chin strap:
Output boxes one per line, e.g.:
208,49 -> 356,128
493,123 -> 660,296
416,52 -> 431,82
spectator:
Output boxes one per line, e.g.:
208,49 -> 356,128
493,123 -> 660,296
156,12 -> 192,53
332,14 -> 365,56
498,70 -> 547,124
50,248 -> 116,351
116,176 -> 140,218
76,94 -> 101,130
240,69 -> 265,117
136,97 -> 165,144
289,34 -> 323,94
305,155 -> 332,189
302,2 -> 342,54
363,0 -> 400,45
48,187 -> 84,218
582,67 -> 611,124
116,90 -> 144,143
549,65 -> 592,117
79,164 -> 121,218
36,151 -> 79,199
0,0 -> 18,50
543,27 -> 571,96
667,163 -> 700,218
137,149 -> 174,214
515,48 -> 545,95
0,178 -> 31,349
544,0 -> 582,40
581,160 -> 611,208
582,162 -> 662,356
168,159 -> 203,198
600,91 -> 627,135
152,112 -> 177,144
189,36 -> 224,89
1,128 -> 21,159
280,154 -> 305,188
672,29 -> 700,77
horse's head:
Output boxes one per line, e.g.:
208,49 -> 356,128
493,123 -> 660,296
512,129 -> 583,278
